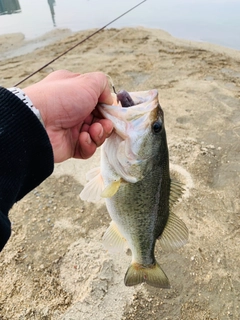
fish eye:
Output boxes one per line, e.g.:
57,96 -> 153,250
152,121 -> 163,134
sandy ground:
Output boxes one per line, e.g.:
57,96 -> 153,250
0,27 -> 240,320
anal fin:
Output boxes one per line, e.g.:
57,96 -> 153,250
102,221 -> 128,253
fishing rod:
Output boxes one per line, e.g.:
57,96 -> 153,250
14,0 -> 147,87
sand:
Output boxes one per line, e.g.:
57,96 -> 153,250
0,27 -> 239,320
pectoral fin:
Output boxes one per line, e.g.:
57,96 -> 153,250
79,167 -> 104,203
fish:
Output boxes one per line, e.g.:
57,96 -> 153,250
80,89 -> 188,288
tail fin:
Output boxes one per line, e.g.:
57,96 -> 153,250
124,262 -> 170,288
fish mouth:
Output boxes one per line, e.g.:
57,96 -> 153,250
100,89 -> 159,139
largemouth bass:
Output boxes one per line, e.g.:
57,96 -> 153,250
80,89 -> 188,288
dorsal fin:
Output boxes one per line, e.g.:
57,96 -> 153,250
169,179 -> 185,208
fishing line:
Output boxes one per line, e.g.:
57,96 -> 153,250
14,0 -> 147,87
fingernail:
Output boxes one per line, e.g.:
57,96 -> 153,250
87,134 -> 92,145
98,127 -> 103,139
106,125 -> 113,136
108,126 -> 113,134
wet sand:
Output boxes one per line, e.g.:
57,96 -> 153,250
0,27 -> 239,320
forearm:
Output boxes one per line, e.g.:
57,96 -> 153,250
0,87 -> 54,251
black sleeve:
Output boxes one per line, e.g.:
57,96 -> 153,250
0,87 -> 54,251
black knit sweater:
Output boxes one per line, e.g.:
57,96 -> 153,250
0,87 -> 54,251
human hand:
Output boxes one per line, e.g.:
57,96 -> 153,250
23,70 -> 113,163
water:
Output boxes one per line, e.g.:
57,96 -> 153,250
0,0 -> 240,50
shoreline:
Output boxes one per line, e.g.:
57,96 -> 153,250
0,26 -> 239,63
0,28 -> 73,60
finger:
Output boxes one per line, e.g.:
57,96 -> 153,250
99,118 -> 113,137
82,114 -> 94,126
76,132 -> 97,159
84,72 -> 114,106
95,72 -> 114,105
88,120 -> 113,147
80,118 -> 112,136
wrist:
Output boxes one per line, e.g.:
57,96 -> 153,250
7,87 -> 45,127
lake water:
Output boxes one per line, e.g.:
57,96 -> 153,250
0,0 -> 240,50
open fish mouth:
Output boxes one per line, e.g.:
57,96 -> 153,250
99,89 -> 159,139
